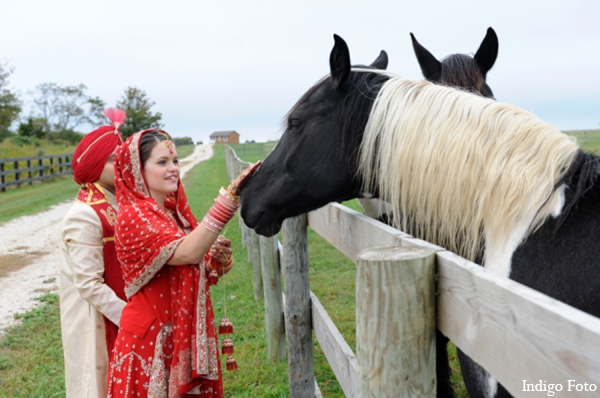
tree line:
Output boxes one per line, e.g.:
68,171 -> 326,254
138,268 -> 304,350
0,61 -> 194,147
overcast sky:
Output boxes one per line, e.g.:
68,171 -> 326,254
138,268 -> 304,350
2,0 -> 599,143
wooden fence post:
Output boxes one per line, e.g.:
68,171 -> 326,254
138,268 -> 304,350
260,235 -> 286,361
1,162 -> 5,192
282,214 -> 315,398
249,230 -> 264,301
14,160 -> 20,187
27,159 -> 32,185
356,246 -> 436,397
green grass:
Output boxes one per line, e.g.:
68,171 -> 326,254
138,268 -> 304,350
565,129 -> 600,154
0,144 -> 294,397
0,145 -> 195,225
0,294 -> 65,397
0,177 -> 79,224
228,142 -> 278,160
0,143 -> 474,397
0,140 -> 77,160
185,145 -> 292,397
175,144 -> 195,159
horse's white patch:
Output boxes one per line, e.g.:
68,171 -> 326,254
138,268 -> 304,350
484,185 -> 566,278
484,216 -> 533,278
488,375 -> 499,397
548,184 -> 567,218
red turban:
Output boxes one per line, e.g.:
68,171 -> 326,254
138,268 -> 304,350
72,108 -> 126,185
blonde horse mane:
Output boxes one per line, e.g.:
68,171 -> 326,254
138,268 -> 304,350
358,77 -> 579,261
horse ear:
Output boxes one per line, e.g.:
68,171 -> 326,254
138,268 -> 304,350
330,34 -> 351,89
410,33 -> 442,82
370,50 -> 388,70
474,27 -> 499,77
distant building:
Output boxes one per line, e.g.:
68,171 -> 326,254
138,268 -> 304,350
210,130 -> 240,144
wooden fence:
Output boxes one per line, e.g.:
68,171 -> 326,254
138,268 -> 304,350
228,142 -> 278,158
0,153 -> 73,192
225,146 -> 600,397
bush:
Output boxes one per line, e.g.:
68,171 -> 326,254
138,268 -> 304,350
174,137 -> 193,146
9,135 -> 40,147
47,130 -> 84,145
0,127 -> 14,142
17,117 -> 47,140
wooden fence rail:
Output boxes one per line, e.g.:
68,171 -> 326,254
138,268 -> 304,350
0,153 -> 73,192
225,145 -> 600,397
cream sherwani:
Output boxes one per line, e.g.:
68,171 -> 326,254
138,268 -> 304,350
59,190 -> 126,398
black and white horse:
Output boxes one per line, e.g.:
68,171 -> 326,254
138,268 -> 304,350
240,35 -> 600,398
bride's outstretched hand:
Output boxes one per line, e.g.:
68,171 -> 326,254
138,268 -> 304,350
201,161 -> 261,235
228,161 -> 261,197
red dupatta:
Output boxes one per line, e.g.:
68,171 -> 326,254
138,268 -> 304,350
114,130 -> 220,396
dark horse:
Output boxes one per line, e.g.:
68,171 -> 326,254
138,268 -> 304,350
411,27 -> 498,98
359,27 -> 499,223
241,35 -> 600,397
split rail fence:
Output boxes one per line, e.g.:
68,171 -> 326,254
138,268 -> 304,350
225,145 -> 600,397
0,153 -> 73,192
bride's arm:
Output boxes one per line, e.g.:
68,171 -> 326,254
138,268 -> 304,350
167,161 -> 261,265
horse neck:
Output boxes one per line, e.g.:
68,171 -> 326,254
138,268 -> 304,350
555,150 -> 600,226
358,78 -> 580,261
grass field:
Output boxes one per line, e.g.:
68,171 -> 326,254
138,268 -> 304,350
2,134 -> 597,396
0,145 -> 194,224
565,128 -> 600,153
0,144 -> 344,397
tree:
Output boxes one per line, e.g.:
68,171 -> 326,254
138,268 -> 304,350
31,82 -> 103,132
174,137 -> 193,146
86,96 -> 108,128
0,61 -> 22,136
17,117 -> 47,139
116,87 -> 163,138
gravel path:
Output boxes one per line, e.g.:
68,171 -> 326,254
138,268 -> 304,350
0,144 -> 213,334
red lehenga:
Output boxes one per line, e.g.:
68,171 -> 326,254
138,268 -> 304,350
108,130 -> 223,398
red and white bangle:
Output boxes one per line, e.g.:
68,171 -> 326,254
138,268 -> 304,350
201,187 -> 240,234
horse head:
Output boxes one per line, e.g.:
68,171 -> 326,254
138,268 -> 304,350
241,35 -> 389,236
410,27 -> 498,98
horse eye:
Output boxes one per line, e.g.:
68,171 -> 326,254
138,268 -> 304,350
288,119 -> 303,131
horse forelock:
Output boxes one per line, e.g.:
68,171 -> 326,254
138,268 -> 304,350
440,54 -> 485,94
358,78 -> 580,262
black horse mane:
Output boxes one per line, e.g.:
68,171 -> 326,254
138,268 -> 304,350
338,67 -> 391,163
440,54 -> 486,96
554,150 -> 600,228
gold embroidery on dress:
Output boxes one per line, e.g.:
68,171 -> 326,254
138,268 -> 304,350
124,236 -> 184,298
130,134 -> 149,197
148,323 -> 172,398
108,348 -> 153,397
101,207 -> 117,226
